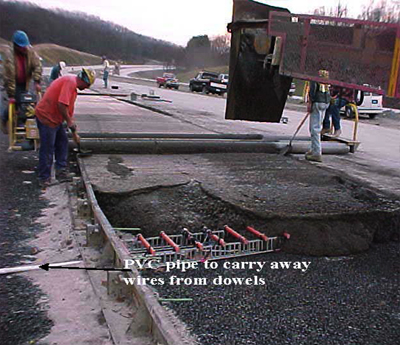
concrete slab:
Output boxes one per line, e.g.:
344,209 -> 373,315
75,95 -> 213,134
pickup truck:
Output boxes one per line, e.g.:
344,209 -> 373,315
156,73 -> 179,90
189,71 -> 228,96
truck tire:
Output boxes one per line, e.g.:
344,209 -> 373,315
189,84 -> 194,92
369,114 -> 376,119
158,84 -> 162,88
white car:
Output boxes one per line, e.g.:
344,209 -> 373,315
344,91 -> 383,119
219,74 -> 229,84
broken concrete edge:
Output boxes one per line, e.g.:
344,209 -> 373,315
77,158 -> 199,345
195,183 -> 400,256
311,158 -> 400,201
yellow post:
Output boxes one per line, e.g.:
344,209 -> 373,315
8,102 -> 15,150
350,103 -> 359,142
388,37 -> 400,97
302,81 -> 310,103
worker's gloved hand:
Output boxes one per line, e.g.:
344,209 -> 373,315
69,123 -> 77,133
72,132 -> 80,145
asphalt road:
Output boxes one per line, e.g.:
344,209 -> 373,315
0,135 -> 53,344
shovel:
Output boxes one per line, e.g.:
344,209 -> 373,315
76,141 -> 92,157
279,112 -> 310,156
71,132 -> 92,157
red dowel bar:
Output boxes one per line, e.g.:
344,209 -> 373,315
195,241 -> 204,251
160,231 -> 180,253
137,234 -> 156,255
210,233 -> 226,247
224,225 -> 249,245
246,226 -> 268,241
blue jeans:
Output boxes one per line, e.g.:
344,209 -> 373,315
323,98 -> 348,131
310,102 -> 329,156
103,71 -> 109,88
37,119 -> 68,181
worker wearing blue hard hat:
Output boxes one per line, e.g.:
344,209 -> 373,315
12,30 -> 30,47
1,30 -> 42,134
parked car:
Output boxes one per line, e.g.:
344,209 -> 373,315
289,82 -> 296,96
156,73 -> 179,90
189,71 -> 228,96
343,90 -> 383,119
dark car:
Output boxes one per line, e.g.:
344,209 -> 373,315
189,71 -> 228,96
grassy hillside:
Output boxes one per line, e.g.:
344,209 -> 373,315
34,44 -> 101,66
0,41 -> 101,66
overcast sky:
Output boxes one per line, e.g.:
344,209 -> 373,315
12,0 -> 396,46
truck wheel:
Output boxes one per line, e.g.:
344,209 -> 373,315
189,85 -> 194,92
345,107 -> 354,118
369,114 -> 376,119
175,86 -> 179,90
158,84 -> 162,88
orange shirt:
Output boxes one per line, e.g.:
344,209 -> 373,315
35,75 -> 78,127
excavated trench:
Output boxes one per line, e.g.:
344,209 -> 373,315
96,179 -> 400,256
91,154 -> 400,345
95,181 -> 400,345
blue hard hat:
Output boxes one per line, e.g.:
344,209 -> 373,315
12,30 -> 30,47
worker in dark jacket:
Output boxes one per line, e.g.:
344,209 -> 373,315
49,61 -> 66,83
1,30 -> 42,134
306,70 -> 331,162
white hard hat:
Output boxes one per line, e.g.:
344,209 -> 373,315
59,61 -> 66,69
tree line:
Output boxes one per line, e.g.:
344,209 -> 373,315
0,1 -> 183,63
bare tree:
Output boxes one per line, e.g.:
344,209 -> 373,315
210,34 -> 231,55
358,0 -> 400,22
314,1 -> 348,17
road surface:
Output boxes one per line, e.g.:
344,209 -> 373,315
84,76 -> 400,198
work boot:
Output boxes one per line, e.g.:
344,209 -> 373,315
333,129 -> 342,137
0,120 -> 8,135
321,128 -> 330,136
39,178 -> 57,189
305,152 -> 322,163
56,169 -> 72,183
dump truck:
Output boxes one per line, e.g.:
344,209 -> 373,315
226,0 -> 400,124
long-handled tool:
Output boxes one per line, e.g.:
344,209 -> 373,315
279,112 -> 310,156
70,128 -> 92,157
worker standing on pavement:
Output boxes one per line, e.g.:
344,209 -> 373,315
34,68 -> 95,187
1,30 -> 42,134
102,56 -> 110,88
306,70 -> 331,163
49,61 -> 66,83
321,86 -> 354,137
